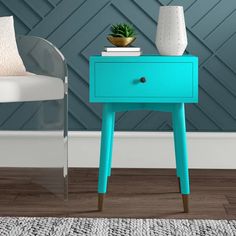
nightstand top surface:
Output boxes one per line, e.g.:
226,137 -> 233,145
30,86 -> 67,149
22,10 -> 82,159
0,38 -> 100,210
91,54 -> 197,58
90,55 -> 198,62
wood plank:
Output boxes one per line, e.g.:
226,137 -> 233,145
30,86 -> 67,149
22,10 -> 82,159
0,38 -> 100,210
0,168 -> 234,219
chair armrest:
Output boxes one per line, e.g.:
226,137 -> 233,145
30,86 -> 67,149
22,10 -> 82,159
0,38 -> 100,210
16,35 -> 68,86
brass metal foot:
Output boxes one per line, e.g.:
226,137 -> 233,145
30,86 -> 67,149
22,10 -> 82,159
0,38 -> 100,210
98,194 -> 105,211
182,194 -> 189,213
177,177 -> 181,193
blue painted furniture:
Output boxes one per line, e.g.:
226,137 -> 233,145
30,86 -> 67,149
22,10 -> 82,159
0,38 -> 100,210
90,55 -> 198,213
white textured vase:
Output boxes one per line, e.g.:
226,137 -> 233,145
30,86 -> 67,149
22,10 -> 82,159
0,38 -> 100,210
156,6 -> 187,56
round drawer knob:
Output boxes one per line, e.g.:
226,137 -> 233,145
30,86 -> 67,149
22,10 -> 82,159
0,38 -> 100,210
140,77 -> 146,83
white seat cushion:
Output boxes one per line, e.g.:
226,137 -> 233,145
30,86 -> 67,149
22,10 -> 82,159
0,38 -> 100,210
0,75 -> 64,102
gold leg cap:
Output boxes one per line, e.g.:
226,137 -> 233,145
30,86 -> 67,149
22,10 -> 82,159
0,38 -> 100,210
182,194 -> 189,213
98,194 -> 105,211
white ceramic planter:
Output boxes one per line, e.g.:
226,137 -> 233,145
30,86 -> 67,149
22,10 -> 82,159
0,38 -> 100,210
156,6 -> 187,56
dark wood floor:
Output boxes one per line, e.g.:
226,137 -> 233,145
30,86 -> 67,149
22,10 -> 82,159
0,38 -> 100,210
0,168 -> 235,219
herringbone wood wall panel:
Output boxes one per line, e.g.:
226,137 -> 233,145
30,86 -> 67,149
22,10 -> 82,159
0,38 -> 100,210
0,0 -> 235,131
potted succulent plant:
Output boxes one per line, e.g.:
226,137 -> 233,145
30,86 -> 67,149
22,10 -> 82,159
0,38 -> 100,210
107,23 -> 136,47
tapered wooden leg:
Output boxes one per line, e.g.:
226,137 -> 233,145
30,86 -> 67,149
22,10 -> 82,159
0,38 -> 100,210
172,103 -> 190,213
98,104 -> 115,211
182,194 -> 189,213
98,194 -> 105,211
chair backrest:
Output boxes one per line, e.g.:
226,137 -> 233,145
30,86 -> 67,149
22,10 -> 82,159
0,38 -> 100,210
16,35 -> 68,82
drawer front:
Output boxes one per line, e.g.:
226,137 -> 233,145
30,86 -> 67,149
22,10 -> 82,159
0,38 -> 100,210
90,58 -> 198,103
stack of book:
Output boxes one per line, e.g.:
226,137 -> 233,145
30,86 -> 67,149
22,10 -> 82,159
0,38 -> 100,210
101,47 -> 142,56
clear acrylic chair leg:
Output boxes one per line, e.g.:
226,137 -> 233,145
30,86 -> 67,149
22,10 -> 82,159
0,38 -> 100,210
63,93 -> 68,200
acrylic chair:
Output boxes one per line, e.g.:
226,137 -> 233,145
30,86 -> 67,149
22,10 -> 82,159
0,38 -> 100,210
0,35 -> 68,198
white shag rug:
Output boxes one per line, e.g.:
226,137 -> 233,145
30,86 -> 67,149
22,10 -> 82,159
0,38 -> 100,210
0,217 -> 235,236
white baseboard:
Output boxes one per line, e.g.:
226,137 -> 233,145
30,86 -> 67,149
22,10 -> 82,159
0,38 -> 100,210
69,131 -> 236,169
0,131 -> 235,169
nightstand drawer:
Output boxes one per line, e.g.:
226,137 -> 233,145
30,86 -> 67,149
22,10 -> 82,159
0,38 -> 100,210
90,56 -> 198,103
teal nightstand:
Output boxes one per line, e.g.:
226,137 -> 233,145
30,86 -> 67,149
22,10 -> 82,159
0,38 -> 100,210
89,55 -> 198,213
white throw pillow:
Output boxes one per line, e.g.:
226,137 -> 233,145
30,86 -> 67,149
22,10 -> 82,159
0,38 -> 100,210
0,16 -> 27,75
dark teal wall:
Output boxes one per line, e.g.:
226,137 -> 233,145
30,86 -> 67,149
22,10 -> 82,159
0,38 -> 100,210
0,0 -> 236,131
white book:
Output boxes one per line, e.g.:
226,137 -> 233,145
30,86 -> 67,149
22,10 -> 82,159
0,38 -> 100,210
101,51 -> 142,56
104,47 -> 141,52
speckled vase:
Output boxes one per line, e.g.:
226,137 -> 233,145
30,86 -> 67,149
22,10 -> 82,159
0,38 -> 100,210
156,6 -> 187,56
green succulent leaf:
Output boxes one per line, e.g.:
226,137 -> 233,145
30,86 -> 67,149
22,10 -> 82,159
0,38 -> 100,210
109,23 -> 136,38
109,33 -> 125,38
